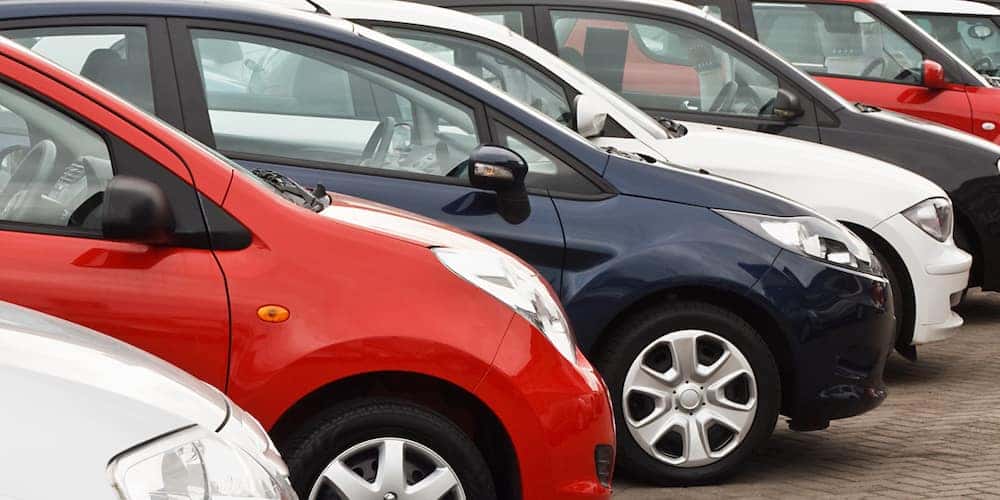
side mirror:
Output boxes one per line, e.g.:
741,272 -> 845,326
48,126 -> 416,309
101,176 -> 175,244
923,60 -> 947,90
773,88 -> 804,121
575,94 -> 608,138
468,145 -> 531,224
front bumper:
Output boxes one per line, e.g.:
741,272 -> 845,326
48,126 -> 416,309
873,214 -> 971,345
752,250 -> 895,431
475,317 -> 615,499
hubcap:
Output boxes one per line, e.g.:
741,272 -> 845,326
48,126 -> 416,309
309,437 -> 465,500
622,330 -> 758,468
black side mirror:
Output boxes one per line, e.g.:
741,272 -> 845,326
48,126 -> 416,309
101,176 -> 175,244
773,88 -> 804,121
468,145 -> 531,224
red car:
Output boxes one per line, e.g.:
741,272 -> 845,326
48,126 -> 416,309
687,0 -> 1000,145
0,29 -> 613,500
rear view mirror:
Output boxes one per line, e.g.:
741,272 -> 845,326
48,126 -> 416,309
922,60 -> 948,90
101,176 -> 175,245
773,89 -> 804,121
969,23 -> 995,40
575,94 -> 608,138
468,145 -> 531,224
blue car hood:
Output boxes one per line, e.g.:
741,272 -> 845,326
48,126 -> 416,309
604,155 -> 812,217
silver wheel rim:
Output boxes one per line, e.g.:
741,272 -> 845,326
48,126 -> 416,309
309,437 -> 466,500
623,329 -> 758,468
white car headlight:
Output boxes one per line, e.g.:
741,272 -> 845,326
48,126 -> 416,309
110,426 -> 297,500
902,197 -> 953,242
433,247 -> 578,364
717,210 -> 881,276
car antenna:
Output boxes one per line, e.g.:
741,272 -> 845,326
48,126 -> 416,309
303,0 -> 331,15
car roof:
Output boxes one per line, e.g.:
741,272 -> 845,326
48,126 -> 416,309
880,0 -> 1000,15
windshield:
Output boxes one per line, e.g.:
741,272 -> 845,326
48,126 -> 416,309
908,13 -> 1000,78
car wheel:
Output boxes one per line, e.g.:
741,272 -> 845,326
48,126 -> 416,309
869,245 -> 913,360
596,302 -> 780,486
281,398 -> 497,500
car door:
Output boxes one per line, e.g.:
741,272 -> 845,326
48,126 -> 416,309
163,20 -> 568,290
744,1 -> 975,135
0,38 -> 230,388
530,5 -> 822,141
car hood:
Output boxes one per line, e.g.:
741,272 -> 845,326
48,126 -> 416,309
864,106 -> 1000,155
318,193 -> 502,253
650,121 -> 946,225
0,301 -> 230,498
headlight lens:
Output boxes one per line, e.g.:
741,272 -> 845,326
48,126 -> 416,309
717,210 -> 880,276
110,426 -> 297,500
902,197 -> 953,242
433,247 -> 577,364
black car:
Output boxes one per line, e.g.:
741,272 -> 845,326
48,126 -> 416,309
420,0 -> 1000,299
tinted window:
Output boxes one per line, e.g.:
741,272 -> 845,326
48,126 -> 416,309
376,27 -> 574,126
0,81 -> 111,229
752,3 -> 923,84
472,10 -> 526,35
5,26 -> 156,112
549,10 -> 780,117
908,13 -> 1000,79
189,29 -> 480,180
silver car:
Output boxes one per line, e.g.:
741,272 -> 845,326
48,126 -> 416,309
0,301 -> 296,500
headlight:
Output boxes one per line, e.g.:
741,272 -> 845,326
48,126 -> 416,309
717,209 -> 880,276
902,197 -> 953,242
433,247 -> 578,364
110,426 -> 297,500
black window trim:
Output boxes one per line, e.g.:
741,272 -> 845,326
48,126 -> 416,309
534,4 -> 820,126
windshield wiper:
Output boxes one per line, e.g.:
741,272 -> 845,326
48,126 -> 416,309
252,169 -> 328,212
655,116 -> 687,138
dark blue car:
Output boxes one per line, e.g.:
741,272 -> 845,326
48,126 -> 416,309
0,0 -> 895,487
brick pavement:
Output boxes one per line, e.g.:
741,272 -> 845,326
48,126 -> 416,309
615,291 -> 1000,499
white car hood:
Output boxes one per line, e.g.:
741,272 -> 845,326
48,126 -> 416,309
628,121 -> 945,225
0,302 -> 229,499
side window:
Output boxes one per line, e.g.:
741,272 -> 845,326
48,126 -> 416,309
0,81 -> 209,245
751,3 -> 923,85
907,13 -> 1000,78
189,30 -> 481,180
376,27 -> 574,127
0,81 -> 112,229
4,26 -> 156,112
549,10 -> 780,117
494,123 -> 602,195
471,10 -> 526,36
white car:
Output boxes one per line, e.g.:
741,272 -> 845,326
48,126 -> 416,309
0,301 -> 296,500
291,0 -> 970,358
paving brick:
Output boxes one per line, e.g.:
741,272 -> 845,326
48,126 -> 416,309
615,291 -> 1000,499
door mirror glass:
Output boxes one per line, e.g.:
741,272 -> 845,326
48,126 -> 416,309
772,88 -> 804,120
101,176 -> 175,244
575,94 -> 608,138
468,145 -> 530,224
922,60 -> 947,89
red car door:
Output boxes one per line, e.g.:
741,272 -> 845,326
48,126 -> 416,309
0,30 -> 231,388
749,1 -> 976,135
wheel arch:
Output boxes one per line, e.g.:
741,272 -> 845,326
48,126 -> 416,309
269,370 -> 522,500
590,285 -> 796,415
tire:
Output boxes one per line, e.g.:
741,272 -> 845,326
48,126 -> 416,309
280,398 -> 497,500
595,301 -> 780,486
867,244 -> 914,360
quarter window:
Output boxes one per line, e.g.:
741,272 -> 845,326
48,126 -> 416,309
471,10 -> 526,36
494,124 -> 602,195
4,26 -> 156,112
751,3 -> 923,84
188,30 -> 481,180
549,10 -> 780,117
